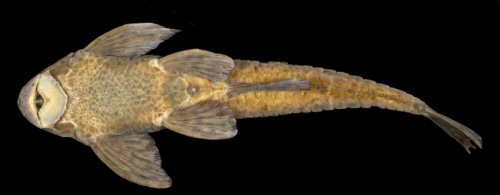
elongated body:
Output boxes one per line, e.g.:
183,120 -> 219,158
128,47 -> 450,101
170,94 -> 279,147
18,23 -> 482,188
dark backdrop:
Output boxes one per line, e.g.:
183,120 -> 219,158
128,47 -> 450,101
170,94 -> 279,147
4,1 -> 499,193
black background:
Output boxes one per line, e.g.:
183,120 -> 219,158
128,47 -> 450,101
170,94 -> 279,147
4,0 -> 500,193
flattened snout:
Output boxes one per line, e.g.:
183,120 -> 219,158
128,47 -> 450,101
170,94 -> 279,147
18,75 -> 42,128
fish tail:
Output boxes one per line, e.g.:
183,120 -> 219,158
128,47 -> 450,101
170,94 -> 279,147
422,107 -> 482,153
226,60 -> 482,153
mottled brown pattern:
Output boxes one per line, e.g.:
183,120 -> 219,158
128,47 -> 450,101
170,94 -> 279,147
227,60 -> 426,118
58,51 -> 182,141
17,23 -> 482,189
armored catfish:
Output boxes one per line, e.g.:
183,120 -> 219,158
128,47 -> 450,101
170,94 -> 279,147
18,23 -> 482,188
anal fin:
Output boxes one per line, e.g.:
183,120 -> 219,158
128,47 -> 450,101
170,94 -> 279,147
228,78 -> 311,96
164,100 -> 237,140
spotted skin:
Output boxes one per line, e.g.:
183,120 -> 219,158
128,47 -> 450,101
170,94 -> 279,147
227,60 -> 425,118
17,23 -> 482,189
53,51 -> 184,143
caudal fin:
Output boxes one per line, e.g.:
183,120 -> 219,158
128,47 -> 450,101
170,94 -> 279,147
424,109 -> 482,154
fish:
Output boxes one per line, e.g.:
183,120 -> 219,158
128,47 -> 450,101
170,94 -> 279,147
18,23 -> 482,189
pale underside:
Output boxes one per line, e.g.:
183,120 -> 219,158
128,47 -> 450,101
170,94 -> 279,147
21,23 -> 481,189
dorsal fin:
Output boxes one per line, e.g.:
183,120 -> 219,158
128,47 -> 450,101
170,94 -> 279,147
84,23 -> 179,57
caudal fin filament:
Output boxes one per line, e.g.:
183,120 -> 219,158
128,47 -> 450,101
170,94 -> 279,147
423,108 -> 482,153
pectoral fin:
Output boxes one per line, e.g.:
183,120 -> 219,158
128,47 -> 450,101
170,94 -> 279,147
164,100 -> 238,139
90,134 -> 171,188
84,23 -> 179,57
159,49 -> 234,82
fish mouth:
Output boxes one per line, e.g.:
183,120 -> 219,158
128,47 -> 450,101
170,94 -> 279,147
18,75 -> 42,128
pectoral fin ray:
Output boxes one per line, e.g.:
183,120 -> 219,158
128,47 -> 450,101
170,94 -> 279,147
84,23 -> 179,57
90,133 -> 171,188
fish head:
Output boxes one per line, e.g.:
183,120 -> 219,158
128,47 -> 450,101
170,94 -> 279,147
18,55 -> 73,138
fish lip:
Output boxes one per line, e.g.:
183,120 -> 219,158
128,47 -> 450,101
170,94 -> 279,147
36,71 -> 68,128
18,74 -> 42,128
